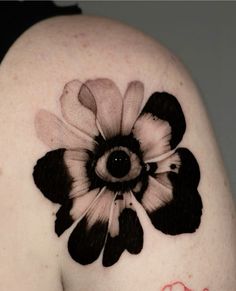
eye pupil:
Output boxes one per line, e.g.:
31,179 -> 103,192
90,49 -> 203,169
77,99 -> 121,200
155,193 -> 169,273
106,150 -> 131,178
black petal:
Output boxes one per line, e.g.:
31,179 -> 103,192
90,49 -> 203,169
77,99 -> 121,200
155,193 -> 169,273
68,217 -> 108,265
102,234 -> 124,267
55,199 -> 74,236
141,92 -> 186,148
148,148 -> 202,235
102,208 -> 143,267
33,149 -> 72,204
121,209 -> 143,254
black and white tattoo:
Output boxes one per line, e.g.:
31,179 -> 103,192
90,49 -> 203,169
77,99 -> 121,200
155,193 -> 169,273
33,79 -> 202,267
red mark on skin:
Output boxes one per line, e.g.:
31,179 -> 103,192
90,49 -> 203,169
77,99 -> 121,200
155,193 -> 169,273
161,281 -> 192,291
161,281 -> 209,291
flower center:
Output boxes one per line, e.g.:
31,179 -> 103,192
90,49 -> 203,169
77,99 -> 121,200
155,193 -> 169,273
87,134 -> 149,196
106,150 -> 131,178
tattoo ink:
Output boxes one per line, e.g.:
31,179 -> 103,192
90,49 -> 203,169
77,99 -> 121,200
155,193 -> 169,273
33,79 -> 202,267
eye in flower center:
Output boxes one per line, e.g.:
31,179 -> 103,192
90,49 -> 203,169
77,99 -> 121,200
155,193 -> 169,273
94,145 -> 143,184
106,150 -> 131,178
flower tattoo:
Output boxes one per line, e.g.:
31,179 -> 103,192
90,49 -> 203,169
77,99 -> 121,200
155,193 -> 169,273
33,79 -> 202,267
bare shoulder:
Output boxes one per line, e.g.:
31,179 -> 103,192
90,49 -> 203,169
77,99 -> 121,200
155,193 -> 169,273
0,15 -> 235,291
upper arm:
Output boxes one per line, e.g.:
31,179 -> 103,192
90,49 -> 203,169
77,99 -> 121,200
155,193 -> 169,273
0,15 -> 235,291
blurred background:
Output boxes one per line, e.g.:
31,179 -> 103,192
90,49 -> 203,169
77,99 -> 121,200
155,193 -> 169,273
1,1 -> 235,198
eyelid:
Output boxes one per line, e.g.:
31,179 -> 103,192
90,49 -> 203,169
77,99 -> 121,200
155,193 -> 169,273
95,146 -> 142,182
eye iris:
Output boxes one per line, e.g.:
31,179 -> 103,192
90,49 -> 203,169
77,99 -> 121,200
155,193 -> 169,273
106,150 -> 131,178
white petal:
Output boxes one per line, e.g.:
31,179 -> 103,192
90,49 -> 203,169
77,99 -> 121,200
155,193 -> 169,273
70,188 -> 99,221
64,149 -> 90,198
109,192 -> 134,238
133,113 -> 171,161
70,187 -> 113,224
109,198 -> 123,238
79,79 -> 123,139
156,151 -> 181,174
155,173 -> 172,189
141,176 -> 173,213
35,110 -> 95,150
86,188 -> 114,229
121,81 -> 144,135
145,149 -> 175,164
60,80 -> 99,137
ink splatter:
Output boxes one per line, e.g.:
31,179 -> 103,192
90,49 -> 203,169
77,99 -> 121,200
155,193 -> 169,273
33,78 -> 202,267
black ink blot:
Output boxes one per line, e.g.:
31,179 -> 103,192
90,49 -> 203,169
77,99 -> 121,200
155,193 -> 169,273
33,149 -> 72,204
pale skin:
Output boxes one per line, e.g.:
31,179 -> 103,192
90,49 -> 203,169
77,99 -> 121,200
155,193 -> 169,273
0,15 -> 235,291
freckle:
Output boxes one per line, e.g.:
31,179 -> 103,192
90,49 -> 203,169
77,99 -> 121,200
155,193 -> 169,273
188,274 -> 192,279
179,81 -> 183,86
52,212 -> 56,216
82,42 -> 89,48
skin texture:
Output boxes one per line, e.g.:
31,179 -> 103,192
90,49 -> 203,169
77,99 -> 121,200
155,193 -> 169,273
0,15 -> 235,291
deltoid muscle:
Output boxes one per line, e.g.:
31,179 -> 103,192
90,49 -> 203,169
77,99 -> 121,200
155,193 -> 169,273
33,78 -> 202,267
